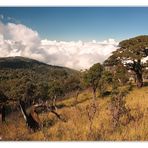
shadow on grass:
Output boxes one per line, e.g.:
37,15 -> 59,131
42,114 -> 68,128
101,91 -> 111,97
144,81 -> 148,87
56,104 -> 66,109
43,118 -> 57,128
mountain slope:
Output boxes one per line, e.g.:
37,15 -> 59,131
0,56 -> 48,69
0,56 -> 76,71
0,56 -> 80,102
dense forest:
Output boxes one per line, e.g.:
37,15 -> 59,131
0,56 -> 81,102
0,35 -> 148,141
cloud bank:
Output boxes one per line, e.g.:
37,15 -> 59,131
0,21 -> 119,70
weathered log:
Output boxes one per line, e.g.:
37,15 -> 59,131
19,100 -> 41,132
19,100 -> 66,131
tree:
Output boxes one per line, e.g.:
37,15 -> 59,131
48,80 -> 64,109
98,70 -> 113,97
64,73 -> 82,93
0,90 -> 8,123
107,71 -> 134,128
23,81 -> 36,106
143,60 -> 148,80
113,63 -> 129,85
19,100 -> 41,132
109,88 -> 134,128
105,35 -> 148,87
36,82 -> 49,102
83,63 -> 103,100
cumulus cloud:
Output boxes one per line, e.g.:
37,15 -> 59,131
0,21 -> 119,70
40,39 -> 118,69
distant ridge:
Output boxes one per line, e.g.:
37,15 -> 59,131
0,56 -> 76,72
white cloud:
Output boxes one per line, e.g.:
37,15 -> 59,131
0,14 -> 4,20
39,39 -> 118,69
0,21 -> 119,70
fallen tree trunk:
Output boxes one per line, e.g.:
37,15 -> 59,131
19,100 -> 41,132
19,100 -> 66,132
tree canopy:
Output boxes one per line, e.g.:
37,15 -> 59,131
83,63 -> 103,99
104,35 -> 148,87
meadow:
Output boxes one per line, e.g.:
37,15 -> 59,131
1,85 -> 148,141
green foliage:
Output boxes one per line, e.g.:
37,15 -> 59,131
0,56 -> 80,104
36,82 -> 49,101
97,71 -> 110,97
83,63 -> 103,89
98,78 -> 107,97
48,80 -> 64,99
104,35 -> 148,87
83,63 -> 103,99
114,64 -> 129,85
119,35 -> 148,59
64,73 -> 83,92
24,81 -> 36,104
101,70 -> 113,84
0,90 -> 8,103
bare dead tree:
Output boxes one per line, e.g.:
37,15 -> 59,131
46,103 -> 67,122
74,89 -> 80,106
19,99 -> 66,132
86,101 -> 97,139
109,90 -> 134,129
52,96 -> 57,111
19,100 -> 41,132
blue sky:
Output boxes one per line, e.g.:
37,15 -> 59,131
1,7 -> 148,69
0,7 -> 148,41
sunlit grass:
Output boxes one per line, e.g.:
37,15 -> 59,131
1,86 -> 148,141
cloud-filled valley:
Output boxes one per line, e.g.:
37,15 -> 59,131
0,21 -> 119,70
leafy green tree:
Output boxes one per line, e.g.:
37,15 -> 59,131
64,73 -> 82,93
105,35 -> 148,87
48,80 -> 64,108
24,81 -> 36,105
98,70 -> 113,97
83,63 -> 103,100
36,82 -> 49,101
101,70 -> 113,84
48,80 -> 64,99
64,73 -> 83,105
114,64 -> 129,85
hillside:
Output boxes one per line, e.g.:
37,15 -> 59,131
0,56 -> 80,102
1,86 -> 148,140
0,56 -> 47,69
0,56 -> 76,72
0,56 -> 148,141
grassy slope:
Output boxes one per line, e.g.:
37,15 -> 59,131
0,86 -> 148,141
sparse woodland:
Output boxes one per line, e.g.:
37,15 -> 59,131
0,35 -> 148,141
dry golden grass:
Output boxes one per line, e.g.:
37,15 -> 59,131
0,86 -> 148,141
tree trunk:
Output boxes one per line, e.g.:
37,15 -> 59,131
92,88 -> 96,100
134,60 -> 143,88
19,101 -> 41,132
74,90 -> 80,106
136,72 -> 143,88
53,96 -> 57,111
0,106 -> 2,123
2,105 -> 5,122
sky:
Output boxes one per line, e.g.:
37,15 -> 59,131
0,7 -> 148,69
